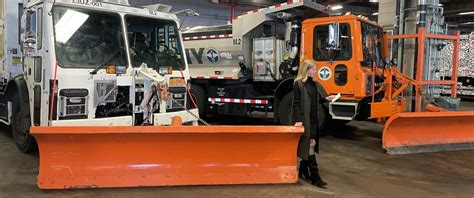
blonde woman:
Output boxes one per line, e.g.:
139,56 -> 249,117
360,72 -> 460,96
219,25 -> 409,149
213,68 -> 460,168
292,60 -> 336,187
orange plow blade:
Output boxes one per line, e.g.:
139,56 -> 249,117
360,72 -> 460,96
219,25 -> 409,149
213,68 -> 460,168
382,111 -> 474,154
30,126 -> 303,189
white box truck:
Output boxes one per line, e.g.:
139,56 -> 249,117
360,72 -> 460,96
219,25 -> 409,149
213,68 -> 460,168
0,0 -> 199,152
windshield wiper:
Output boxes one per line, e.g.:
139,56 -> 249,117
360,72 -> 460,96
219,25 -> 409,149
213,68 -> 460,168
90,47 -> 124,75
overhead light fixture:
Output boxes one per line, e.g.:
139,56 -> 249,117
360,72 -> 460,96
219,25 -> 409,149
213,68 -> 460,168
369,0 -> 379,2
461,21 -> 474,25
372,12 -> 379,16
330,5 -> 343,10
459,11 -> 474,15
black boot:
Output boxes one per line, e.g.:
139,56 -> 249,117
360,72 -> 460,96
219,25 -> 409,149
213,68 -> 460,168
308,155 -> 327,187
299,159 -> 311,180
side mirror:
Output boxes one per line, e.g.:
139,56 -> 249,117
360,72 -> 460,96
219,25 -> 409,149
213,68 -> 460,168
328,23 -> 340,50
22,37 -> 37,53
384,57 -> 390,65
391,58 -> 398,66
383,57 -> 393,69
176,9 -> 200,30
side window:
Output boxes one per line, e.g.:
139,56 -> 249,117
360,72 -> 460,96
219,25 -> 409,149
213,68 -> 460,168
37,8 -> 43,49
167,25 -> 180,55
126,15 -> 185,69
361,22 -> 384,67
313,23 -> 351,61
157,27 -> 166,53
168,26 -> 177,51
152,25 -> 181,56
334,64 -> 348,86
313,24 -> 329,61
34,57 -> 42,83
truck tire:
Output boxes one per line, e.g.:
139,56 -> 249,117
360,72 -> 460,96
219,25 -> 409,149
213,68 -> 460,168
278,91 -> 293,125
278,91 -> 328,135
190,85 -> 207,118
10,93 -> 36,152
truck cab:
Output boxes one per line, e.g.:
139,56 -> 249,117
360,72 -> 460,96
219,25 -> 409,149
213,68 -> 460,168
0,0 -> 198,152
301,15 -> 387,120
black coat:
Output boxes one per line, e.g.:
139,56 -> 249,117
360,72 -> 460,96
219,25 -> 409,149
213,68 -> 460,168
291,79 -> 325,160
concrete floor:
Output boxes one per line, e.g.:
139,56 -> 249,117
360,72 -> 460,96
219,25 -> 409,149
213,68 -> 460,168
0,102 -> 473,197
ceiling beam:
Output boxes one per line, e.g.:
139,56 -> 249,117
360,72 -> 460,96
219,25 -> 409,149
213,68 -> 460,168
443,2 -> 474,16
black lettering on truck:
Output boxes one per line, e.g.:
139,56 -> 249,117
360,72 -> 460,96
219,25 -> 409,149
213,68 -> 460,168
186,48 -> 205,64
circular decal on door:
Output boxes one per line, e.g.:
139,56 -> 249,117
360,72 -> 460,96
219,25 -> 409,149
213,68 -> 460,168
206,48 -> 220,64
318,66 -> 332,81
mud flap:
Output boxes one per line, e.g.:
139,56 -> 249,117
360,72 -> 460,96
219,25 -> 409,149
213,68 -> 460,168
30,126 -> 303,189
382,111 -> 474,154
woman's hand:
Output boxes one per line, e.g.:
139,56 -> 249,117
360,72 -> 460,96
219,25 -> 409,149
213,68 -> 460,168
326,95 -> 337,101
294,122 -> 303,127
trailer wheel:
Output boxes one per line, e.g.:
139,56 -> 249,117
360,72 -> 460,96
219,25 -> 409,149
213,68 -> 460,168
278,92 -> 328,135
190,85 -> 207,118
10,93 -> 36,153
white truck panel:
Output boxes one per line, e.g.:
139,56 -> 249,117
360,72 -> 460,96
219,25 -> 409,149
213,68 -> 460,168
185,38 -> 242,78
252,37 -> 285,82
1,0 -> 24,85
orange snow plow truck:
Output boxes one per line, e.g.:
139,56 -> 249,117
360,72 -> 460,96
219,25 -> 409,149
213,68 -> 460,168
298,7 -> 474,154
299,17 -> 474,155
296,4 -> 474,153
299,12 -> 474,154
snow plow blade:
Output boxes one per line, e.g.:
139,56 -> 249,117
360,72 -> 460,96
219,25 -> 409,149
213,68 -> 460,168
382,111 -> 474,154
30,125 -> 303,189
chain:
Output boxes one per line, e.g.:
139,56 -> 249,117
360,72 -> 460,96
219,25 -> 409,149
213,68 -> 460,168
169,98 -> 211,126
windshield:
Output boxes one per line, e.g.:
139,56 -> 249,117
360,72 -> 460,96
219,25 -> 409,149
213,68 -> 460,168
126,15 -> 185,70
53,6 -> 127,69
361,22 -> 384,67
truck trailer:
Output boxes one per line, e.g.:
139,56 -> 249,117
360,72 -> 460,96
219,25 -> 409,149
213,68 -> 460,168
184,0 -> 330,125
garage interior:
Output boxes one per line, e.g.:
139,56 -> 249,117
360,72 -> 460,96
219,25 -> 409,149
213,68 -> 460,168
0,0 -> 473,197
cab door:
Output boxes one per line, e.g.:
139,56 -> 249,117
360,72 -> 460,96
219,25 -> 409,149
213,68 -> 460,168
22,5 -> 46,126
302,21 -> 356,96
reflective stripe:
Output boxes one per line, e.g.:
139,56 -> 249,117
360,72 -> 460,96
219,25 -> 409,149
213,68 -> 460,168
191,76 -> 237,80
208,98 -> 269,105
183,34 -> 232,41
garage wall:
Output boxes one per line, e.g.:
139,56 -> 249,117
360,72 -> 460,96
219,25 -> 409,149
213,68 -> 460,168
130,0 -> 255,28
377,0 -> 396,30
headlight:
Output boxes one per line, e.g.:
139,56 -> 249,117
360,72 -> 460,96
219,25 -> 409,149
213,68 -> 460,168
173,93 -> 184,99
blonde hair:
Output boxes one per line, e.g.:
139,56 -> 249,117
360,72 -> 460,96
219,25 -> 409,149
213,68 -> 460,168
295,60 -> 317,83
